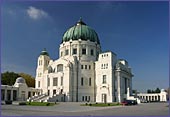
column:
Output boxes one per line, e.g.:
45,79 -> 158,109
69,41 -> 72,56
162,95 -> 164,101
78,40 -> 82,60
149,96 -> 151,102
158,95 -> 160,101
145,96 -> 147,101
31,92 -> 33,97
10,89 -> 13,101
67,93 -> 70,102
117,71 -> 121,103
127,87 -> 129,98
86,44 -> 89,56
35,91 -> 38,96
129,78 -> 132,95
4,88 -> 7,100
155,96 -> 157,101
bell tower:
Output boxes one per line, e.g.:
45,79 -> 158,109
35,48 -> 50,88
36,48 -> 50,77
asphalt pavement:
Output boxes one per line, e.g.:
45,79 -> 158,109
1,102 -> 169,116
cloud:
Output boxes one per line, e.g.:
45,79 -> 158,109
26,6 -> 48,20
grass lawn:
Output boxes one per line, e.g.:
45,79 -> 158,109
80,102 -> 121,107
23,102 -> 56,106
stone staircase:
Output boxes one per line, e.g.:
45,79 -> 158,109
27,94 -> 49,102
47,94 -> 65,102
27,93 -> 65,102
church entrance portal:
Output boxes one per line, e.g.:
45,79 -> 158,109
102,94 -> 107,103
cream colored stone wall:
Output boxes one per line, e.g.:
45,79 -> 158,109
95,52 -> 117,103
59,40 -> 101,61
35,39 -> 133,103
137,89 -> 167,102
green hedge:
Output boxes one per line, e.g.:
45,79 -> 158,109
81,103 -> 121,107
26,102 -> 55,106
19,102 -> 27,105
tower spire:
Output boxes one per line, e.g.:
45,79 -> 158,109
77,17 -> 86,25
43,48 -> 46,51
80,17 -> 82,22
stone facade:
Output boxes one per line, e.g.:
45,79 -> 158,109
95,52 -> 133,103
1,19 -> 135,103
35,19 -> 134,103
1,77 -> 40,101
137,89 -> 167,102
1,19 -> 167,103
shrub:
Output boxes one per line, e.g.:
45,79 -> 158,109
89,103 -> 92,106
108,103 -> 110,106
26,102 -> 55,106
5,100 -> 12,105
46,103 -> 50,106
19,102 -> 27,105
85,103 -> 88,105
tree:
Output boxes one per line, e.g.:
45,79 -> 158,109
132,90 -> 136,94
147,88 -> 161,94
155,87 -> 161,93
151,90 -> 155,93
19,73 -> 35,87
147,89 -> 152,93
1,71 -> 35,87
1,71 -> 20,85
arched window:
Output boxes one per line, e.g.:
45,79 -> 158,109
48,66 -> 53,73
57,64 -> 63,72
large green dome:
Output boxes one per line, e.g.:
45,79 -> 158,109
62,18 -> 100,44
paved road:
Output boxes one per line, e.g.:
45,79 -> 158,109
1,102 -> 169,116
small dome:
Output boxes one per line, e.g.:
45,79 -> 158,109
161,89 -> 165,92
40,48 -> 49,56
62,18 -> 100,44
16,77 -> 26,83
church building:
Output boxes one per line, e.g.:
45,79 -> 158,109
35,18 -> 134,103
1,19 -> 168,104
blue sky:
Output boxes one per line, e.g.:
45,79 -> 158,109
1,1 -> 169,92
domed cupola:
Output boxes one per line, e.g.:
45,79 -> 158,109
40,48 -> 49,56
15,77 -> 26,84
62,18 -> 100,44
14,77 -> 28,87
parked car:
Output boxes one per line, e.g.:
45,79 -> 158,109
121,100 -> 137,106
121,101 -> 129,105
130,100 -> 138,105
140,99 -> 148,103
